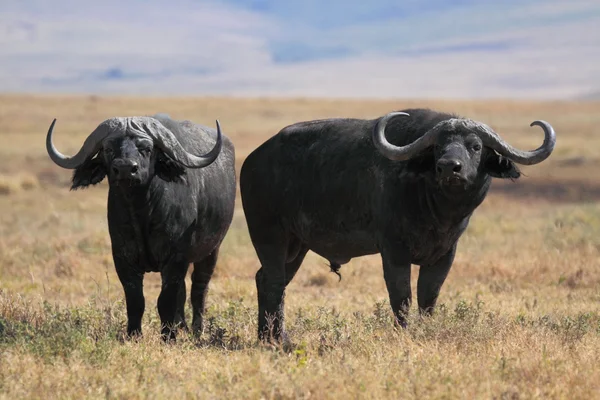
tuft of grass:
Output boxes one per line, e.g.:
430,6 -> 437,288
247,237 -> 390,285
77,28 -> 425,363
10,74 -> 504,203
0,178 -> 19,195
0,291 -> 122,364
0,174 -> 39,195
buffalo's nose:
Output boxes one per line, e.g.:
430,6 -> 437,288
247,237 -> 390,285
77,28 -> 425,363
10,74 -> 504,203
112,159 -> 139,178
436,159 -> 462,176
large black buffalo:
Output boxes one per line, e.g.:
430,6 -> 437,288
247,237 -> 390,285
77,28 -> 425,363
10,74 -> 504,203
46,114 -> 236,341
240,108 -> 556,343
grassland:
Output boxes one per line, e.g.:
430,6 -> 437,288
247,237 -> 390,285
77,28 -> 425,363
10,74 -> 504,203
0,94 -> 599,399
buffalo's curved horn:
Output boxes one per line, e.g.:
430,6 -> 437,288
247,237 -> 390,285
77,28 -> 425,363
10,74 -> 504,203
46,119 -> 111,169
373,111 -> 440,161
373,112 -> 557,165
476,120 -> 556,165
144,118 -> 223,169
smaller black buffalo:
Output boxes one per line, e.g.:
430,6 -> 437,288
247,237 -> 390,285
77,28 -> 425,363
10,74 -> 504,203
240,108 -> 556,343
46,114 -> 236,341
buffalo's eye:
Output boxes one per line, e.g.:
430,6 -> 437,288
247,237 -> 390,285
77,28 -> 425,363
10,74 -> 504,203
472,144 -> 482,151
139,147 -> 152,156
104,148 -> 114,157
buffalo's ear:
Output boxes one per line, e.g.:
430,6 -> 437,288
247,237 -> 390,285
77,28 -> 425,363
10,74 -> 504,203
404,151 -> 436,175
71,156 -> 106,190
155,151 -> 186,183
485,152 -> 521,180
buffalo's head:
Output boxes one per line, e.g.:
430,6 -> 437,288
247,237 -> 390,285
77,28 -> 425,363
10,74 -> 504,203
46,116 -> 222,190
372,112 -> 556,192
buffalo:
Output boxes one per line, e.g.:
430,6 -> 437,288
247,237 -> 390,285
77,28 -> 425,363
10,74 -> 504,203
240,108 -> 556,343
46,114 -> 236,341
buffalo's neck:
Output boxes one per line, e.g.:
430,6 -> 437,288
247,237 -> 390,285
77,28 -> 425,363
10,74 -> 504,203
423,176 -> 491,231
107,182 -> 164,271
110,184 -> 160,224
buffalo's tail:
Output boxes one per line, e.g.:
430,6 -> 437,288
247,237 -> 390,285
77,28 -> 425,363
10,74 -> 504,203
328,261 -> 342,282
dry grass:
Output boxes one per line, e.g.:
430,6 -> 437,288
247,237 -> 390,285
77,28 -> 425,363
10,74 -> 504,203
1,94 -> 599,399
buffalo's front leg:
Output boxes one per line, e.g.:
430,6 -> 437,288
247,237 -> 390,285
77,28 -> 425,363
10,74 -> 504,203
381,245 -> 412,328
191,249 -> 218,335
158,263 -> 189,342
417,244 -> 456,316
114,257 -> 145,338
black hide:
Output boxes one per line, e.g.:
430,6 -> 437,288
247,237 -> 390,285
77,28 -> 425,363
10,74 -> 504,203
240,108 -> 523,343
72,115 -> 236,340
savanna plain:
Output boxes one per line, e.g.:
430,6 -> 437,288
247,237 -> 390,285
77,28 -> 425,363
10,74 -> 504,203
1,95 -> 599,399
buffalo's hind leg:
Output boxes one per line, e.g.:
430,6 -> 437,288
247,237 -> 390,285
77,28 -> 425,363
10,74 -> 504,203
284,241 -> 309,287
190,249 -> 218,336
253,233 -> 305,345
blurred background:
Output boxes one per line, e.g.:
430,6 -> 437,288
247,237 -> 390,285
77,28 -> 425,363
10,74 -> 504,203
1,0 -> 599,99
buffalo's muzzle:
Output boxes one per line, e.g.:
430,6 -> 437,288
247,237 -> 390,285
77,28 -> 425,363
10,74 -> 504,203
436,158 -> 462,177
112,159 -> 140,181
436,158 -> 466,187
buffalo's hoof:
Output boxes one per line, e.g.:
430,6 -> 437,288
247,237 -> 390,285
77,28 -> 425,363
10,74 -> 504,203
118,329 -> 142,343
258,330 -> 294,353
178,322 -> 190,333
161,328 -> 177,344
191,320 -> 204,338
393,319 -> 408,330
